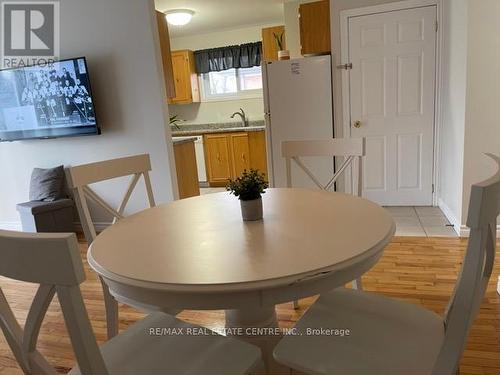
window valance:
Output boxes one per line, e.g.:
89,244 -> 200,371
194,42 -> 262,74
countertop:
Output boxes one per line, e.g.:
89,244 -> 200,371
171,120 -> 265,137
172,126 -> 265,136
171,136 -> 198,145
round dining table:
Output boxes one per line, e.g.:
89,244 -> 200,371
88,188 -> 395,374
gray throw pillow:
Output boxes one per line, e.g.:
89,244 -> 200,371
29,165 -> 65,202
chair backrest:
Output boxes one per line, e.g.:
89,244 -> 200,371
66,154 -> 156,244
432,153 -> 500,375
282,138 -> 365,195
0,230 -> 108,375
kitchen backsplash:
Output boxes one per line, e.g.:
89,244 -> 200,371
168,97 -> 265,126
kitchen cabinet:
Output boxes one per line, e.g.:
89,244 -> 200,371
248,131 -> 268,175
156,11 -> 176,99
262,25 -> 286,61
204,134 -> 233,185
169,50 -> 200,105
204,131 -> 268,187
173,139 -> 200,199
299,0 -> 331,56
229,133 -> 251,178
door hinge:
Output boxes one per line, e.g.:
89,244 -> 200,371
432,184 -> 435,193
337,63 -> 353,70
435,21 -> 439,32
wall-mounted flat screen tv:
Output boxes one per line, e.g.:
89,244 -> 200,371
0,57 -> 100,142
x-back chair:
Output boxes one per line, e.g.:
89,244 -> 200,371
282,138 -> 366,308
66,154 -> 156,339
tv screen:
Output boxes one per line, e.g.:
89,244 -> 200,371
0,57 -> 100,142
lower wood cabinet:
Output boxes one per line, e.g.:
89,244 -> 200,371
204,131 -> 268,187
204,134 -> 233,185
173,140 -> 200,199
229,133 -> 251,178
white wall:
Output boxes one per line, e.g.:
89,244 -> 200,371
460,0 -> 500,228
0,0 -> 177,229
437,0 -> 467,231
169,24 -> 279,126
434,0 -> 500,234
170,24 -> 268,51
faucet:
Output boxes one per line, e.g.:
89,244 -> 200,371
230,108 -> 248,127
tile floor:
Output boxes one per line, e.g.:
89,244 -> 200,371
385,206 -> 457,237
199,188 -> 458,238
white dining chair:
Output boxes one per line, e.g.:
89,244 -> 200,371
0,230 -> 264,375
66,154 -> 156,339
274,154 -> 500,375
282,138 -> 366,309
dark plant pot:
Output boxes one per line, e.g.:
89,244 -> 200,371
240,198 -> 263,221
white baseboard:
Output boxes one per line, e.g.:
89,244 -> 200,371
438,199 -> 500,237
437,199 -> 462,236
0,222 -> 23,231
457,225 -> 500,238
72,221 -> 112,233
457,226 -> 470,237
0,221 -> 112,233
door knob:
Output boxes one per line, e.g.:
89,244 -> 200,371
353,120 -> 362,128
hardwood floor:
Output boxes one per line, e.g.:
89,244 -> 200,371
0,236 -> 499,374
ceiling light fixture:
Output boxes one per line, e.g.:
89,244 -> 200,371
165,9 -> 194,26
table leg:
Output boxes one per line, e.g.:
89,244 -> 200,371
225,306 -> 289,375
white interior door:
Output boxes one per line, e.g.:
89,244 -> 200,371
348,6 -> 437,206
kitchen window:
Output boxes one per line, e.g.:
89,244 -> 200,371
200,66 -> 263,101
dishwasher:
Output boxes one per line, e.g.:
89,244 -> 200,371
194,136 -> 208,185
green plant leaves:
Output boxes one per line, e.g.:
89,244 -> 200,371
227,169 -> 269,201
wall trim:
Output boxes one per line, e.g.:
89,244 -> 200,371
438,199 -> 500,238
73,221 -> 111,233
0,222 -> 23,231
456,225 -> 500,238
0,221 -> 112,233
437,198 -> 461,236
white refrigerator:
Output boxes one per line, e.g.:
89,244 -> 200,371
263,55 -> 334,188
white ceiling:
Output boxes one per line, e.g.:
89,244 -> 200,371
155,0 -> 285,38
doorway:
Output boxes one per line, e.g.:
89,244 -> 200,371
341,3 -> 439,206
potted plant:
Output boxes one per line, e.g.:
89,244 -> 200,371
169,115 -> 181,130
227,169 -> 269,221
273,31 -> 290,61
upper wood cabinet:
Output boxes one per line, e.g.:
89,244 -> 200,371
169,50 -> 200,105
156,11 -> 176,100
262,25 -> 286,61
299,0 -> 331,56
